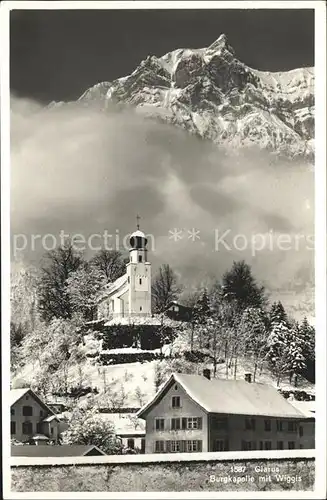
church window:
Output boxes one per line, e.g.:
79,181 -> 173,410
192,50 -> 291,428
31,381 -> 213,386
139,278 -> 142,285
140,306 -> 142,311
128,276 -> 130,283
138,255 -> 142,263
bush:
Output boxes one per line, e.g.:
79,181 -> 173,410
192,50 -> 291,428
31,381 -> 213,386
99,352 -> 163,365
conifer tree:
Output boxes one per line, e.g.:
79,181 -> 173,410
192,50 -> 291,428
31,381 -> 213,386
221,260 -> 267,312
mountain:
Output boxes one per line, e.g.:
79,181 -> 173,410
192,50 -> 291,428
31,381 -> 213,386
75,34 -> 314,160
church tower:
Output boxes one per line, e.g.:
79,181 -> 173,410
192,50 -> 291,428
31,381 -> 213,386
126,220 -> 151,317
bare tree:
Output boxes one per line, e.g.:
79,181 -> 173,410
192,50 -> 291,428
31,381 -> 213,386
90,249 -> 127,282
152,264 -> 183,313
38,242 -> 84,322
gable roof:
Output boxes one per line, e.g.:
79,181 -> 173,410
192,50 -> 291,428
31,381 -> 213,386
98,274 -> 128,303
10,389 -> 56,416
137,373 -> 307,419
11,445 -> 106,457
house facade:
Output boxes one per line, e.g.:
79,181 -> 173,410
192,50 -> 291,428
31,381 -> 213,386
137,372 -> 314,454
10,389 -> 61,444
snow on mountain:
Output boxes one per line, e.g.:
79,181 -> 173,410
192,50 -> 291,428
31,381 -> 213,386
77,34 -> 314,159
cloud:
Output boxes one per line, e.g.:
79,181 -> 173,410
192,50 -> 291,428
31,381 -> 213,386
10,95 -> 314,297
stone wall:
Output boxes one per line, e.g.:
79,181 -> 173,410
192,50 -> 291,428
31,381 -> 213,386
11,452 -> 315,492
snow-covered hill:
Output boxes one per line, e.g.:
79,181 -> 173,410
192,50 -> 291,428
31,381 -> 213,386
76,34 -> 314,159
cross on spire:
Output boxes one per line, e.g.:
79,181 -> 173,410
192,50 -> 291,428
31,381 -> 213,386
136,214 -> 141,230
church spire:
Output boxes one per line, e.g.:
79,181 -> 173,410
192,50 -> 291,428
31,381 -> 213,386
136,214 -> 141,230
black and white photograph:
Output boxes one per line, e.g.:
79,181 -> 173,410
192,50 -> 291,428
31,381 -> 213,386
1,1 -> 326,497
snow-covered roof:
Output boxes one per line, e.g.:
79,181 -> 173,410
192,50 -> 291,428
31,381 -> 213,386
288,400 -> 315,419
98,274 -> 128,302
10,389 -> 30,406
104,315 -> 162,327
42,415 -> 60,423
10,388 -> 56,416
137,373 -> 307,420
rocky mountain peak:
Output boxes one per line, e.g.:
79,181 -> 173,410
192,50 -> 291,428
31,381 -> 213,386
75,36 -> 314,160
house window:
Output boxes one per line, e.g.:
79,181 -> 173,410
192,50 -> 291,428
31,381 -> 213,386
155,440 -> 165,453
212,416 -> 228,430
36,422 -> 43,433
22,422 -> 33,435
186,417 -> 202,430
186,440 -> 201,452
264,419 -> 271,431
245,418 -> 256,431
277,441 -> 284,450
299,426 -> 304,437
155,418 -> 165,431
264,441 -> 272,450
288,421 -> 297,432
139,278 -> 142,285
40,410 -> 43,417
11,421 -> 16,435
22,406 -> 33,417
172,396 -> 181,408
11,409 -> 15,416
170,441 -> 181,452
276,420 -> 283,432
241,440 -> 256,451
51,427 -> 54,436
127,438 -> 135,449
128,276 -> 130,283
174,385 -> 178,390
171,418 -> 181,430
288,441 -> 295,449
138,255 -> 142,263
214,439 -> 229,452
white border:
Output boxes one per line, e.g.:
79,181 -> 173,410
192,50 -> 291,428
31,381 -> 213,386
1,1 -> 326,499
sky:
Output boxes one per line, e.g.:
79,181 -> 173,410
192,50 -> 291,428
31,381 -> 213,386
9,7 -> 315,318
10,8 -> 314,103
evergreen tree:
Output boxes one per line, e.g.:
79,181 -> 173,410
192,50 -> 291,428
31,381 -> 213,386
298,317 -> 315,382
286,322 -> 306,386
266,320 -> 291,386
221,260 -> 267,311
269,301 -> 289,326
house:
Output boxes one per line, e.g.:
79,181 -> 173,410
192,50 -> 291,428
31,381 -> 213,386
136,371 -> 313,454
99,412 -> 146,453
11,444 -> 106,457
97,224 -> 152,324
165,301 -> 193,322
10,388 -> 62,444
287,399 -> 315,449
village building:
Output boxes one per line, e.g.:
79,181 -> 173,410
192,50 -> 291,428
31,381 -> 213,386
99,412 -> 146,453
10,388 -> 64,445
97,224 -> 153,325
137,371 -> 314,454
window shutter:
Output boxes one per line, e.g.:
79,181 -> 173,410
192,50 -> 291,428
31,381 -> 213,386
198,440 -> 202,452
224,439 -> 229,451
182,418 -> 187,430
180,440 -> 185,452
171,418 -> 175,430
166,440 -> 171,453
198,418 -> 202,429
